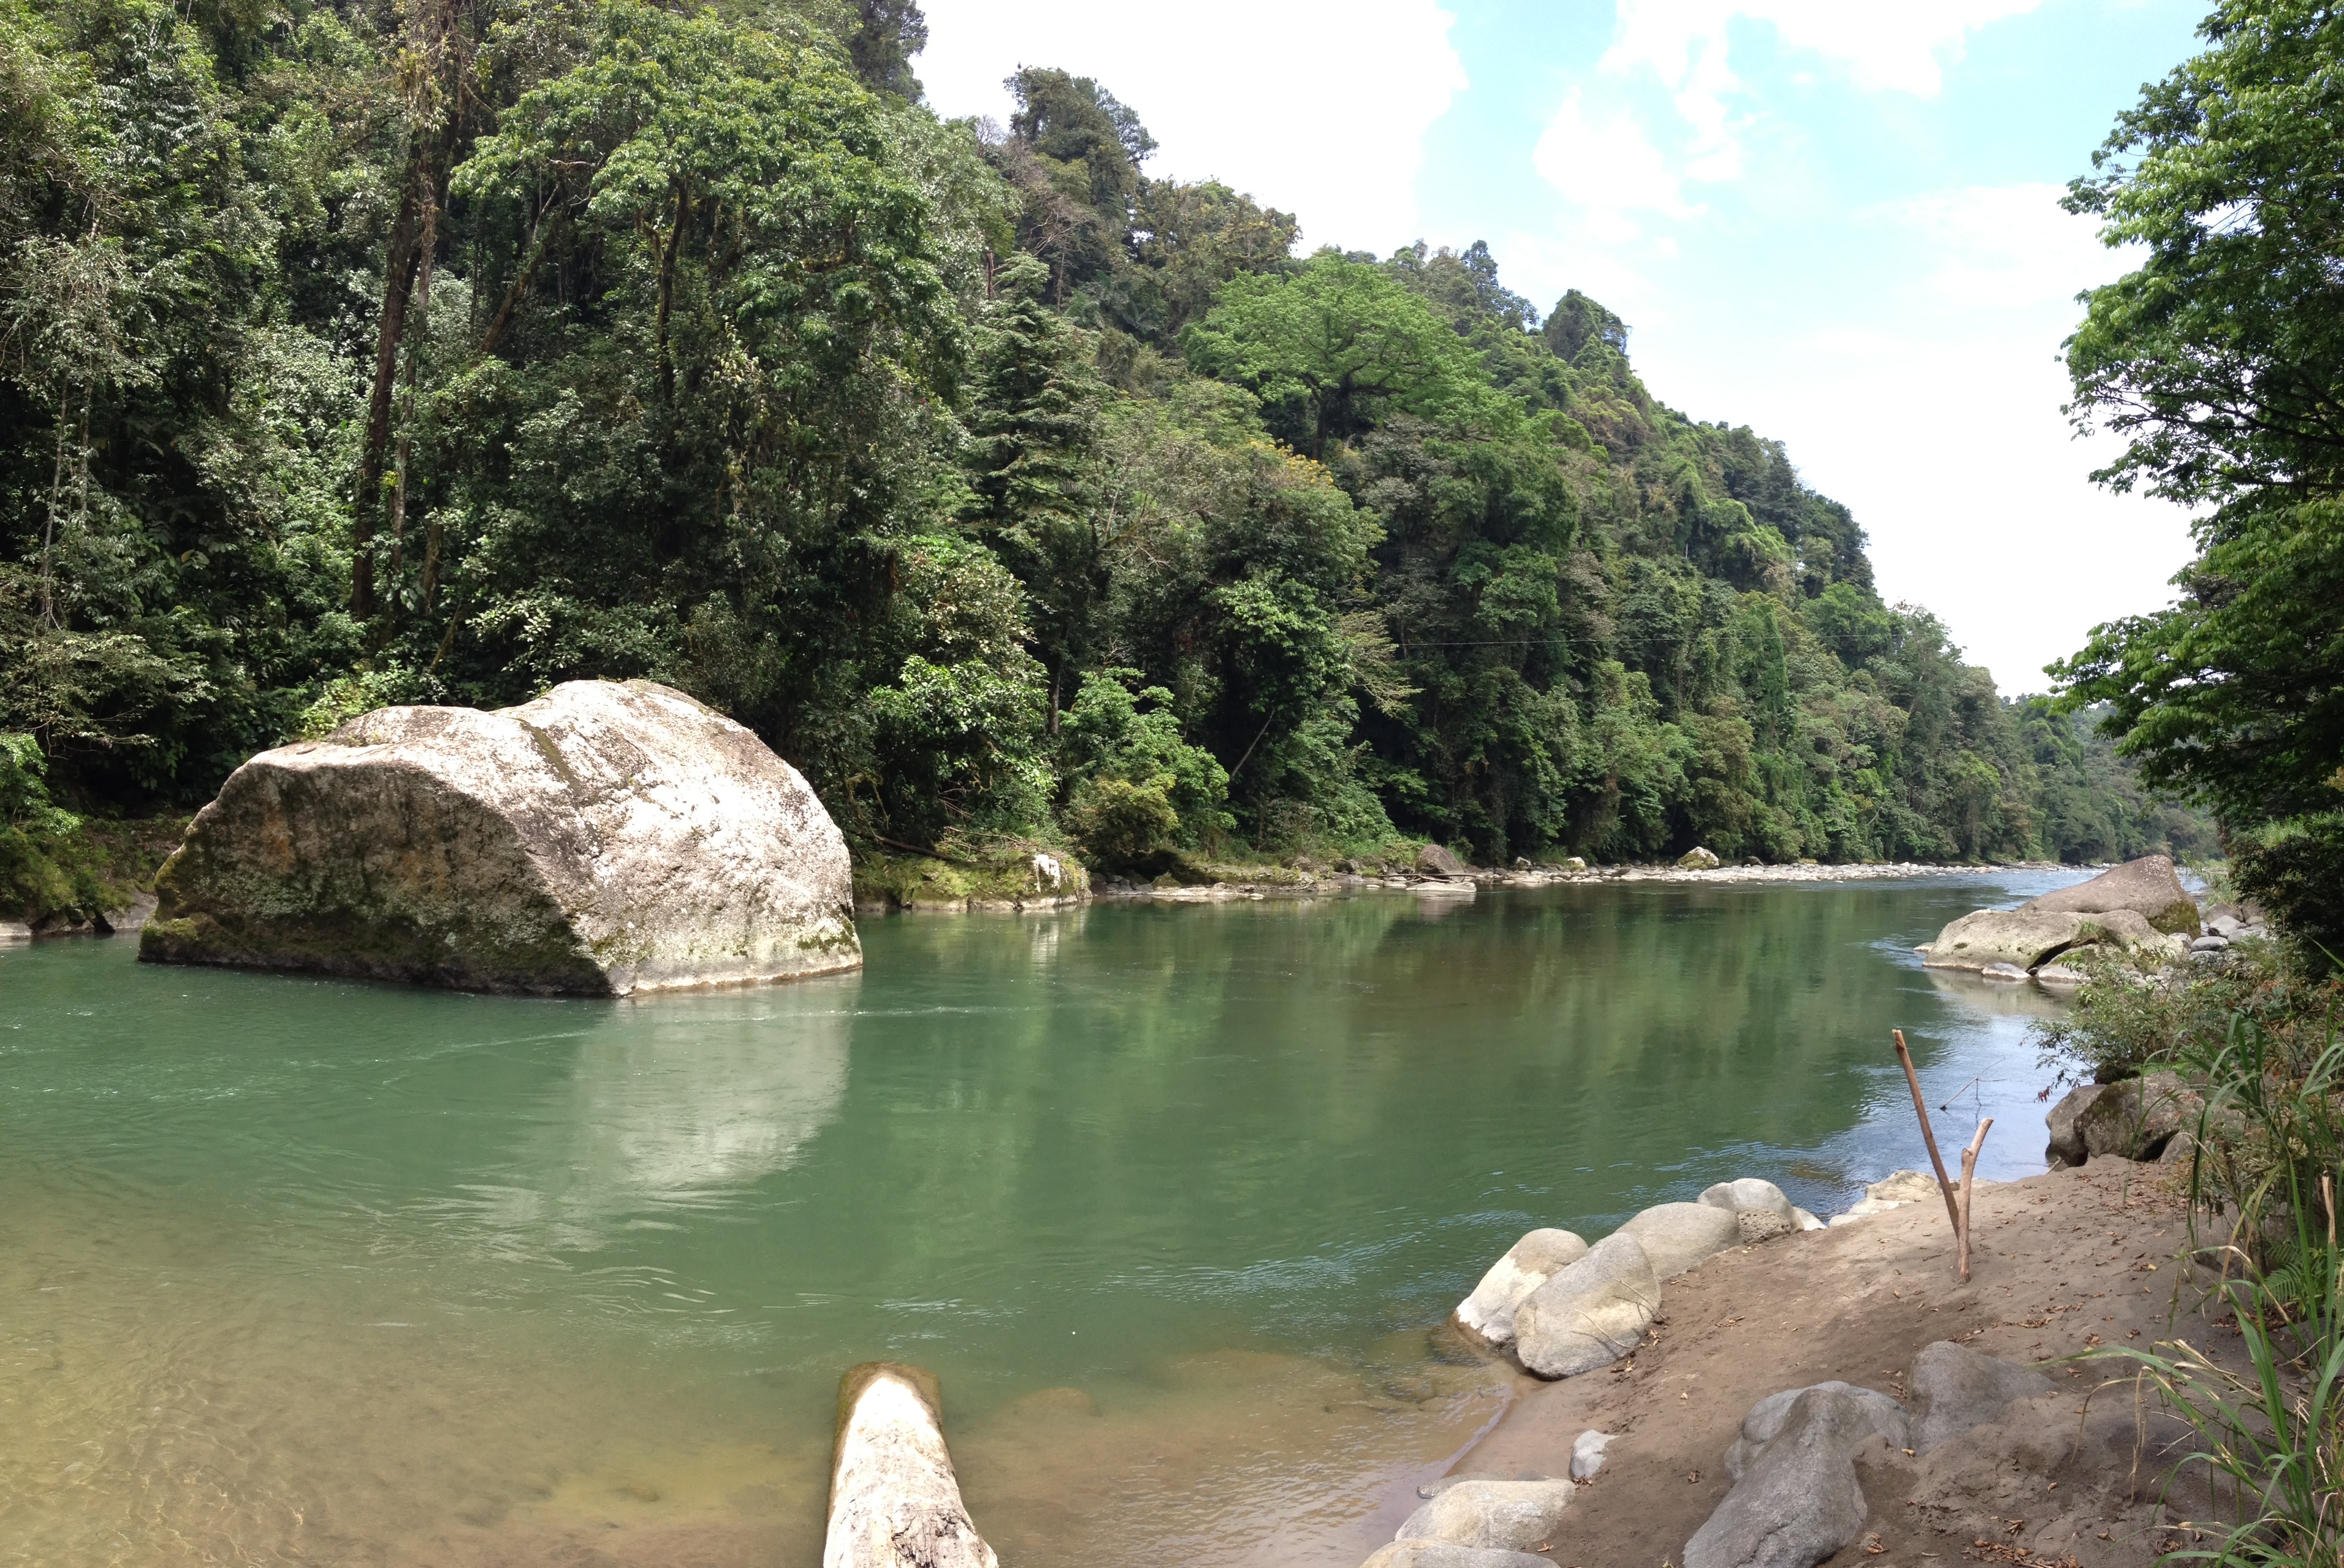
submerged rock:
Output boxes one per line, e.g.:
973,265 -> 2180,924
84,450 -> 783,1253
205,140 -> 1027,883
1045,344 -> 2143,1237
1513,1231 -> 1663,1379
2021,854 -> 2199,937
140,679 -> 859,995
1455,1228 -> 1588,1345
826,1362 -> 999,1568
1906,1341 -> 2053,1453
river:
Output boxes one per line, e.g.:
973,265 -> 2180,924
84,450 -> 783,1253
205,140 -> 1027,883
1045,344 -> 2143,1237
0,869 -> 2084,1566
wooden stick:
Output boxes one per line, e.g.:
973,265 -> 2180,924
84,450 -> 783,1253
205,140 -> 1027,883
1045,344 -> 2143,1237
1957,1118 -> 1992,1283
1893,1030 -> 1963,1236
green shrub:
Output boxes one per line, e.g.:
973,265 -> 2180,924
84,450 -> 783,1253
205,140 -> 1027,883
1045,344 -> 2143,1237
1062,774 -> 1181,868
2231,815 -> 2344,974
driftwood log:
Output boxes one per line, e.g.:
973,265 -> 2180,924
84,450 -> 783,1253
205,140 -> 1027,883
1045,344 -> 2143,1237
824,1361 -> 1000,1568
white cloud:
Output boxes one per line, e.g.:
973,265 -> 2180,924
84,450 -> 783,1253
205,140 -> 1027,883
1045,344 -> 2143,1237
1531,92 -> 1698,240
915,0 -> 1467,252
1607,0 -> 2048,99
1611,180 -> 2181,693
1872,183 -> 2123,308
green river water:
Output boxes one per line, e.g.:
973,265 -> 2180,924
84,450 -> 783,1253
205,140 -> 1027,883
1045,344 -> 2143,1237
0,871 -> 2087,1567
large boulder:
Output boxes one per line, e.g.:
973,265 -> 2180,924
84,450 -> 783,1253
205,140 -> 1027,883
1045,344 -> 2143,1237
2073,1070 -> 2204,1162
1417,842 -> 1469,879
1395,1479 -> 1575,1552
1678,845 -> 1722,870
824,1363 -> 1000,1568
1512,1231 -> 1663,1379
2022,855 -> 2200,937
1683,1386 -> 1880,1568
1620,1200 -> 1743,1277
1907,1341 -> 2052,1453
1454,1228 -> 1588,1345
140,679 -> 859,995
1917,906 -> 2184,972
1723,1382 -> 1908,1479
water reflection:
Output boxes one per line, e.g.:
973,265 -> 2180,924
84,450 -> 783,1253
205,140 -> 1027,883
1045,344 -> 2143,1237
456,984 -> 857,1251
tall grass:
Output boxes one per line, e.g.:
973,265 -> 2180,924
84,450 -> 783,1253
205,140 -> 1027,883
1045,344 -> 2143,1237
2087,993 -> 2344,1567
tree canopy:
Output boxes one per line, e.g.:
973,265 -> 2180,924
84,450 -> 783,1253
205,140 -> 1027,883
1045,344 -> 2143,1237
0,0 -> 2208,907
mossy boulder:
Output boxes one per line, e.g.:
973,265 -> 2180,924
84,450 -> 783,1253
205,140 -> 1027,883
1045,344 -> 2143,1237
142,679 -> 858,994
2021,854 -> 2201,937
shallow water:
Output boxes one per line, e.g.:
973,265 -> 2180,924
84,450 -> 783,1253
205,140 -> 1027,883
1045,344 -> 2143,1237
0,871 -> 2083,1566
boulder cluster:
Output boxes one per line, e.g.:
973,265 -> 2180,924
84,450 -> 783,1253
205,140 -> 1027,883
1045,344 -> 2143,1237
1452,1179 -> 1823,1382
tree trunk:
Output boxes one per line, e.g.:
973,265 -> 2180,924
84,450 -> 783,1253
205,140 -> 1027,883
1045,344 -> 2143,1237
353,169 -> 427,620
655,182 -> 690,405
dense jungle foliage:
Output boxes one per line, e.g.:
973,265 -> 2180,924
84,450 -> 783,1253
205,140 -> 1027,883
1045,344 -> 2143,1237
2054,0 -> 2344,964
0,0 -> 2207,892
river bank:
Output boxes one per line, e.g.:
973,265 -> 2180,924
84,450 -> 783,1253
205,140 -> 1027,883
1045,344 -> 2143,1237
859,852 -> 2080,914
1351,1155 -> 2228,1568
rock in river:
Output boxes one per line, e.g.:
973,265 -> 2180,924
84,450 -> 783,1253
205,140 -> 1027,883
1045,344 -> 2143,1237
140,679 -> 860,995
2021,854 -> 2199,937
1916,906 -> 2180,972
1417,842 -> 1469,879
1455,1228 -> 1588,1345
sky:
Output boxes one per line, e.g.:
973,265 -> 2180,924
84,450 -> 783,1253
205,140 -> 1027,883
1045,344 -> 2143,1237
914,0 -> 2213,698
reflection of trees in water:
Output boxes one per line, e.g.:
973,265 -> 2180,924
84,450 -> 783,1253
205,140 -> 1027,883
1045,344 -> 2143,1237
454,982 -> 855,1251
839,889 -> 2047,1328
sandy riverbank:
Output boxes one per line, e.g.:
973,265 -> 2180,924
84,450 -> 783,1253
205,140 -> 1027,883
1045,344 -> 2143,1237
1380,1158 -> 2233,1568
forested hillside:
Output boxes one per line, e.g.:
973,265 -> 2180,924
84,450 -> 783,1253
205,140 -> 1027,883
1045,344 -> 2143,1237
0,0 -> 2206,889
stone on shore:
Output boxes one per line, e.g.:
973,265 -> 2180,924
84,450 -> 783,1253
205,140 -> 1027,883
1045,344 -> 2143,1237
1678,846 -> 1722,869
140,679 -> 859,995
1417,843 -> 1468,878
1683,1386 -> 1880,1568
2044,1083 -> 2106,1167
1571,1429 -> 1617,1480
2020,854 -> 2199,937
1722,1382 -> 1909,1479
1455,1228 -> 1589,1345
1512,1231 -> 1664,1379
1395,1479 -> 1575,1552
1906,1341 -> 2053,1453
825,1362 -> 999,1568
1360,1543 -> 1556,1568
2072,1070 -> 2204,1162
1698,1178 -> 1802,1243
1828,1170 -> 1950,1225
1621,1200 -> 1743,1277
